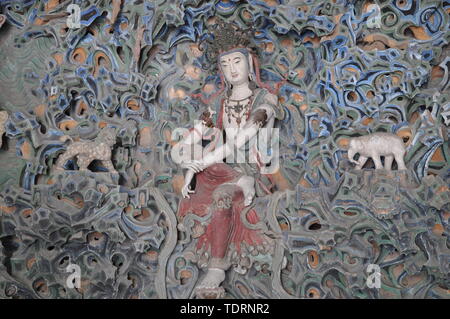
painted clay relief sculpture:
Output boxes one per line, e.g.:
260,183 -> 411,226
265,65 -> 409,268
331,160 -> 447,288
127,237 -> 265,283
173,21 -> 283,298
55,127 -> 118,173
0,111 -> 8,148
347,132 -> 407,170
1,0 -> 449,301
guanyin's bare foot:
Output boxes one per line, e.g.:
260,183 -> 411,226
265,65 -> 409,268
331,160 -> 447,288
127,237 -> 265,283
197,268 -> 225,289
195,268 -> 226,299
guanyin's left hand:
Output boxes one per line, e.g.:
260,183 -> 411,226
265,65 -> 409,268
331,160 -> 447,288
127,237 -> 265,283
181,160 -> 207,173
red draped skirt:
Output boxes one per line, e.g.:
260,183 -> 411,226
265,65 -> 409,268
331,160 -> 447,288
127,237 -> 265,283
177,163 -> 264,256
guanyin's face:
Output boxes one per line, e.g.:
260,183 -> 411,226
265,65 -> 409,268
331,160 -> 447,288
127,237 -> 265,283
219,51 -> 250,86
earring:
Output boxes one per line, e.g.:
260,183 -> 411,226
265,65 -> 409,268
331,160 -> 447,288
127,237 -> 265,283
249,80 -> 257,90
226,82 -> 232,97
248,54 -> 256,78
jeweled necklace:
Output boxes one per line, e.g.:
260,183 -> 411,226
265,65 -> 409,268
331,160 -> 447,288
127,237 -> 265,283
224,94 -> 253,127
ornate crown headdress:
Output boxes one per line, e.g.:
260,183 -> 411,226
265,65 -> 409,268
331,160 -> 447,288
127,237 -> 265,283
200,19 -> 256,67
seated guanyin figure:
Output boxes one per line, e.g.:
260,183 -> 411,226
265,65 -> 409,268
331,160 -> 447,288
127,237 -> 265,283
172,21 -> 284,298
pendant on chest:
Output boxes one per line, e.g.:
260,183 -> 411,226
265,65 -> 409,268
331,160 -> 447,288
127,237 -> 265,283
224,96 -> 252,128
